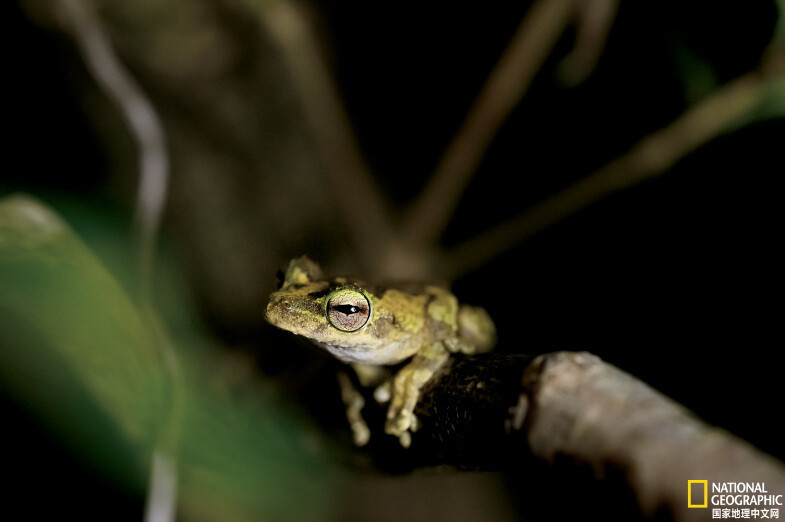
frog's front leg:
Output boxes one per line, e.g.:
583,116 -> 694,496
385,342 -> 449,447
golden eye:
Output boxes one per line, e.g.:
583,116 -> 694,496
326,290 -> 371,332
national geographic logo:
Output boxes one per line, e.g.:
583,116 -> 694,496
689,480 -> 709,508
688,480 -> 782,519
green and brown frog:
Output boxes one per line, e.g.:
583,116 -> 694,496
265,256 -> 496,447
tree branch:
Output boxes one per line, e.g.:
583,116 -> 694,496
368,352 -> 785,521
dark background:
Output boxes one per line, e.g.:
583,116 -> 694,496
4,0 -> 783,519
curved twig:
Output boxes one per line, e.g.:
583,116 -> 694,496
556,0 -> 620,87
56,0 -> 169,293
56,2 -> 179,521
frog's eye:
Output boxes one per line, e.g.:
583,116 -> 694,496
326,290 -> 371,332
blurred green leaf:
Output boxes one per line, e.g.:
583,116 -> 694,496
0,194 -> 166,488
0,194 -> 342,520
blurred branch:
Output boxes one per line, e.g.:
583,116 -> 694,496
401,0 -> 577,251
55,1 -> 180,520
261,0 -> 394,270
444,42 -> 785,279
556,0 -> 619,87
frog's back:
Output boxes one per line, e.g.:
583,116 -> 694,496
413,283 -> 496,354
454,304 -> 496,353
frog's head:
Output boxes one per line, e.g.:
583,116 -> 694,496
266,281 -> 373,335
266,257 -> 413,364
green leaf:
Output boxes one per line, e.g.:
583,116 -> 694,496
0,194 -> 343,519
0,194 -> 167,488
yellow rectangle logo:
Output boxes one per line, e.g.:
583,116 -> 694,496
688,480 -> 708,508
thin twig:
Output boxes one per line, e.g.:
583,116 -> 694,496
56,1 -> 179,521
443,65 -> 783,280
400,0 -> 577,250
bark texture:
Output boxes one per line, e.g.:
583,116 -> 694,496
401,351 -> 785,521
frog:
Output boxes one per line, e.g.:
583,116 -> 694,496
264,256 -> 496,447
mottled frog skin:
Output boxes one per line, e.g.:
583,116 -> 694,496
265,256 -> 496,447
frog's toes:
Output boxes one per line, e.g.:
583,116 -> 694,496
409,413 -> 420,432
384,413 -> 406,436
352,423 -> 371,446
384,412 -> 418,448
373,381 -> 391,403
385,406 -> 415,436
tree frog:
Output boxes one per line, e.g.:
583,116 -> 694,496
265,256 -> 496,447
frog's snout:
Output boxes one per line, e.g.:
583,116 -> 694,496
265,290 -> 325,334
264,293 -> 292,325
264,297 -> 280,324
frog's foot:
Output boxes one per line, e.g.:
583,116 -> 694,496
384,370 -> 424,448
338,371 -> 370,446
384,347 -> 448,447
378,377 -> 417,447
385,414 -> 416,448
